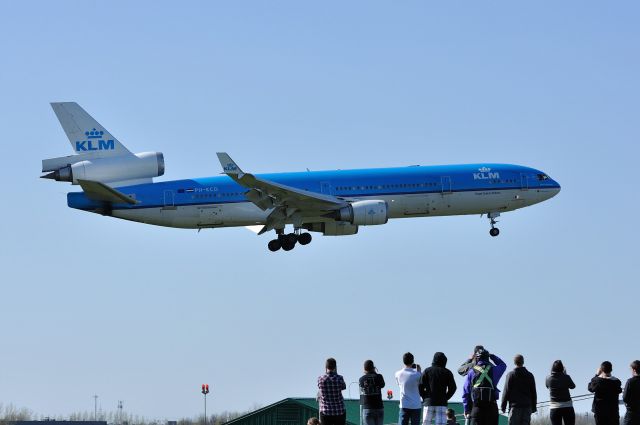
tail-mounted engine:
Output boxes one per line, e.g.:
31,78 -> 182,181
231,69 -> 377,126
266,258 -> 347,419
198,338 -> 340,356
42,152 -> 164,185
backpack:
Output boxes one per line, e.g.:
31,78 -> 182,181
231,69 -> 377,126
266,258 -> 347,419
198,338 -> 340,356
471,364 -> 495,404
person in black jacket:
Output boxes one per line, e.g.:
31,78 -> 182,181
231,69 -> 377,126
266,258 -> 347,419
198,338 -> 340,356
588,361 -> 623,425
623,360 -> 640,425
500,354 -> 537,425
421,352 -> 457,425
359,360 -> 386,425
546,360 -> 576,425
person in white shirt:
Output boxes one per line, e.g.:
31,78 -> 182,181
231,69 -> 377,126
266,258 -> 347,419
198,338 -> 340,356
395,352 -> 423,425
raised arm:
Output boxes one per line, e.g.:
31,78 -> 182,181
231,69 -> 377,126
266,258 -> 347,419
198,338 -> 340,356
458,359 -> 473,376
490,354 -> 507,382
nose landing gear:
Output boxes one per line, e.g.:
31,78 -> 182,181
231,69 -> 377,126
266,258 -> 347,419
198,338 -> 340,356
487,212 -> 500,237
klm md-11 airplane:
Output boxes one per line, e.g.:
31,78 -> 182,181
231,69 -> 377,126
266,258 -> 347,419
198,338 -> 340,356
42,103 -> 561,252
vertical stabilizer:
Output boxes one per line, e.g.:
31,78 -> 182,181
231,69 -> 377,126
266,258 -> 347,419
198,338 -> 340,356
50,102 -> 132,157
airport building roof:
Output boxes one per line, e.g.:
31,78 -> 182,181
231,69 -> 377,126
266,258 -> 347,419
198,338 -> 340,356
223,398 -> 507,425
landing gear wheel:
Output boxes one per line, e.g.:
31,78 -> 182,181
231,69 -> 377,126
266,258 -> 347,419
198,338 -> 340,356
268,239 -> 282,251
286,233 -> 298,244
281,241 -> 296,251
489,227 -> 500,237
298,232 -> 312,245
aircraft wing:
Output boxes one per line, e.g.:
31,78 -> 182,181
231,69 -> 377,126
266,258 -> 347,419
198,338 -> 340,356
77,179 -> 139,205
216,153 -> 347,234
216,153 -> 346,211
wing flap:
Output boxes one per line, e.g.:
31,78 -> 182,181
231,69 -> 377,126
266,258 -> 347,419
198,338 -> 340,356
77,179 -> 138,205
215,152 -> 345,211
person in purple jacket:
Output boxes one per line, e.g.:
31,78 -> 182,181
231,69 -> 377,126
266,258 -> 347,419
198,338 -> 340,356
462,348 -> 507,425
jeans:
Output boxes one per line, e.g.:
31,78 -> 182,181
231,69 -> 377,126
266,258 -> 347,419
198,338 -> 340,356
550,407 -> 575,425
469,402 -> 499,425
400,408 -> 422,425
320,413 -> 346,425
363,408 -> 384,425
508,407 -> 532,425
594,411 -> 620,425
422,405 -> 447,425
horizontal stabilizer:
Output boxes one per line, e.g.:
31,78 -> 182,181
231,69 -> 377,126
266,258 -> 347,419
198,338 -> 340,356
77,179 -> 138,205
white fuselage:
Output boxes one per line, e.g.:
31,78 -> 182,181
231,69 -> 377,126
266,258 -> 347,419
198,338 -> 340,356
112,187 -> 558,229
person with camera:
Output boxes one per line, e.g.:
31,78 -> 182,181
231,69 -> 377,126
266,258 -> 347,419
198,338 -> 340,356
458,346 -> 486,377
500,354 -> 537,425
317,358 -> 347,425
588,361 -> 622,425
420,352 -> 457,425
360,359 -> 386,425
395,352 -> 423,425
623,360 -> 640,425
462,348 -> 506,425
545,360 -> 577,425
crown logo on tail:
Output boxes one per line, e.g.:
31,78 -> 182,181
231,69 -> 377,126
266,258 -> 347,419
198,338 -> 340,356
85,128 -> 104,139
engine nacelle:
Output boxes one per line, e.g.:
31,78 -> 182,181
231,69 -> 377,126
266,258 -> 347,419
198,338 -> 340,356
338,200 -> 388,226
44,152 -> 164,185
304,222 -> 359,236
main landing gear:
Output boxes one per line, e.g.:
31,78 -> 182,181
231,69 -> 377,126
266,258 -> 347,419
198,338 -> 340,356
267,229 -> 313,252
487,212 -> 500,237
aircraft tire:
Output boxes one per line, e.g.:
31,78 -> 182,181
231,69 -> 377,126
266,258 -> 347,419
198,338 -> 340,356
282,241 -> 295,251
298,232 -> 312,245
490,228 -> 500,237
268,239 -> 282,251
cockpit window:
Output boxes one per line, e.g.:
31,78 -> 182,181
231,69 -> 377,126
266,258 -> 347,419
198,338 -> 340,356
537,174 -> 549,181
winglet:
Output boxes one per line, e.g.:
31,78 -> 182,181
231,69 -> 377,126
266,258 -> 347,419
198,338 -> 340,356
216,152 -> 244,176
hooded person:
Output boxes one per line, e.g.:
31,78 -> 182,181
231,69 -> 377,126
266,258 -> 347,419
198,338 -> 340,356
420,352 -> 457,425
462,349 -> 507,425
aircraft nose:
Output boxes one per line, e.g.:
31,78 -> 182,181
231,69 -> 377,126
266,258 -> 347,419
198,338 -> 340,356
547,180 -> 561,199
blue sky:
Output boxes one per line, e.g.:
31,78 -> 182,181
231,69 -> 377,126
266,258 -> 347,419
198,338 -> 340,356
1,0 -> 639,421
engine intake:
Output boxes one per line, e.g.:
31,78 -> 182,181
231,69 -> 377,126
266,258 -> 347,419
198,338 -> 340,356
338,200 -> 388,226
